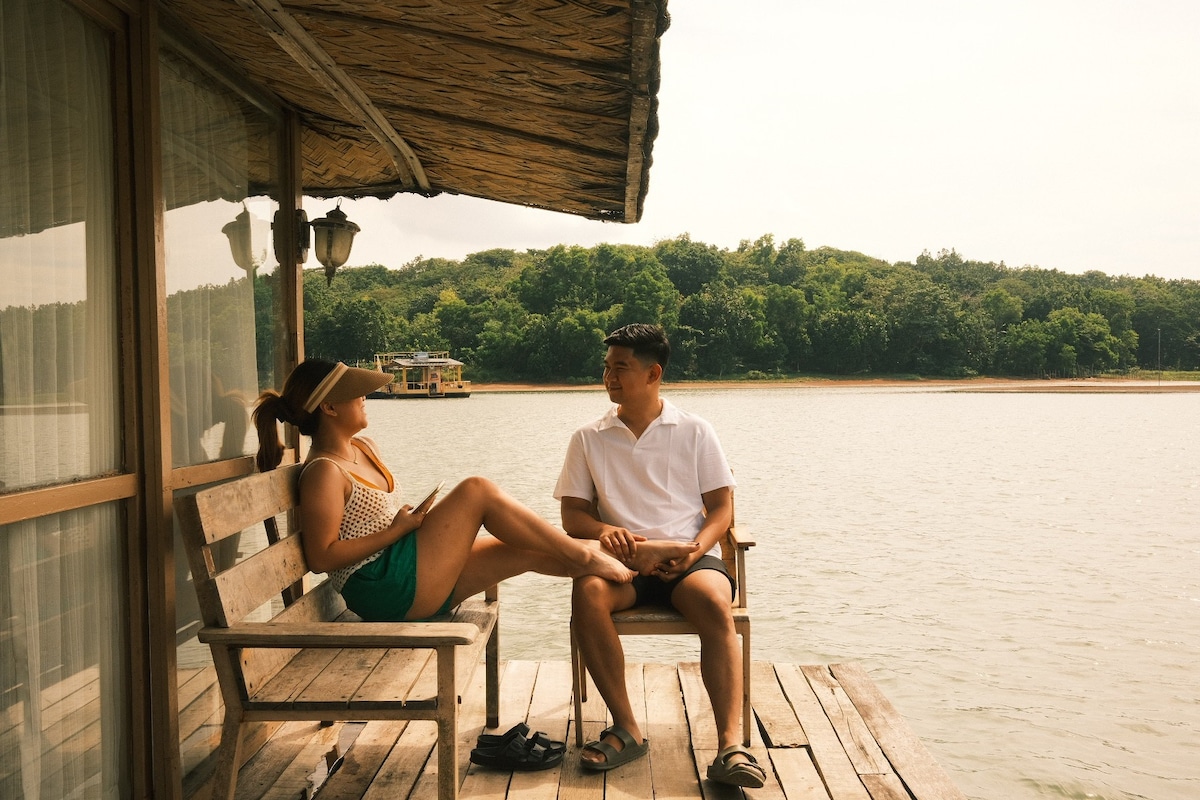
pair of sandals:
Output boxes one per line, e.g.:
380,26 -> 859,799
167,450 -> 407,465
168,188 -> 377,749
468,722 -> 566,771
583,727 -> 765,788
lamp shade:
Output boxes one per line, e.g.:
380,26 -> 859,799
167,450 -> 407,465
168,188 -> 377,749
222,204 -> 254,272
311,204 -> 360,285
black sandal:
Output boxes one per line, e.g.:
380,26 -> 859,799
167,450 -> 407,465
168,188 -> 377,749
469,726 -> 565,772
475,722 -> 529,750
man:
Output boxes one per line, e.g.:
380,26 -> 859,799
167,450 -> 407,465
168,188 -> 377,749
554,323 -> 767,788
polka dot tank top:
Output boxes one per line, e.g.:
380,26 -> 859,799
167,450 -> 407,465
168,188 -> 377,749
303,456 -> 403,592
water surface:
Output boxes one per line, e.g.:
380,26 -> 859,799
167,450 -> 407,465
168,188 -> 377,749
366,387 -> 1199,800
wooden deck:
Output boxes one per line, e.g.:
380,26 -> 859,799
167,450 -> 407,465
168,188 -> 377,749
180,659 -> 966,800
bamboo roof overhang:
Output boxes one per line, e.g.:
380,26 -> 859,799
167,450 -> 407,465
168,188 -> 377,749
161,0 -> 668,223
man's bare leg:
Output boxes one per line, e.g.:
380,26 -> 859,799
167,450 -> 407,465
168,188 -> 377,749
670,570 -> 750,765
572,575 -> 645,765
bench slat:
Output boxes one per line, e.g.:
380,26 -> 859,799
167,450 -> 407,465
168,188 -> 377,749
198,621 -> 481,648
297,648 -> 389,705
352,648 -> 434,704
249,647 -> 341,708
211,536 -> 309,626
273,580 -> 346,623
191,464 -> 303,545
247,623 -> 494,714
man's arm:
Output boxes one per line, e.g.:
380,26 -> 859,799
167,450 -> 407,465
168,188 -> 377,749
697,486 -> 734,552
653,485 -> 733,581
561,496 -> 642,563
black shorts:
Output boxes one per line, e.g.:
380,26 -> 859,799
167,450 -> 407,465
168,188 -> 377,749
631,554 -> 736,608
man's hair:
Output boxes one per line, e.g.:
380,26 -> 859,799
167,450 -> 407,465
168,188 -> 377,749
603,323 -> 671,370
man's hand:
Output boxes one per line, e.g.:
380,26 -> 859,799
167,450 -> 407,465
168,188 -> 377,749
598,525 -> 644,563
650,544 -> 703,581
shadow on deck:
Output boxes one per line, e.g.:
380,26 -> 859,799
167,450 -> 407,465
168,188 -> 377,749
181,659 -> 965,800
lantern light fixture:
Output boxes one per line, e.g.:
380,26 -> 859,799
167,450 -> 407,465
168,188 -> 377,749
221,202 -> 255,274
310,200 -> 361,285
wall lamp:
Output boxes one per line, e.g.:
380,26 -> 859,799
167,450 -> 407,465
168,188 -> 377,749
227,200 -> 361,286
311,201 -> 361,286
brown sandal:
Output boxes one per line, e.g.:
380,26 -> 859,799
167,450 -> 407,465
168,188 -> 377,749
580,726 -> 648,771
707,745 -> 767,788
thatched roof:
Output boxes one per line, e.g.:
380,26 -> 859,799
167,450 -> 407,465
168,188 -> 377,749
162,0 -> 668,223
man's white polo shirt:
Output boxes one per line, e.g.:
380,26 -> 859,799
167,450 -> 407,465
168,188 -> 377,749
554,399 -> 735,558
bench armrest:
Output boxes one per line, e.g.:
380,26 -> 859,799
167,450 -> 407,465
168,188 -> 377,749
198,621 -> 482,648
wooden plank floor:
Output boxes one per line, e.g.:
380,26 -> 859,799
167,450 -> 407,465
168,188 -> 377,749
182,660 -> 965,800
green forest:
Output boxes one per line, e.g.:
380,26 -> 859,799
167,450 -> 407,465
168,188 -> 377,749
296,235 -> 1200,382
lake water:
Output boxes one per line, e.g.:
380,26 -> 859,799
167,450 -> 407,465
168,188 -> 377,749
363,386 -> 1200,800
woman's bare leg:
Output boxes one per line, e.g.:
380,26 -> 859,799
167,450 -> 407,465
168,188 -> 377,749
408,477 -> 633,618
446,537 -> 557,606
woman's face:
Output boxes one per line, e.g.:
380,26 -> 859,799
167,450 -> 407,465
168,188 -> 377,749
325,395 -> 368,431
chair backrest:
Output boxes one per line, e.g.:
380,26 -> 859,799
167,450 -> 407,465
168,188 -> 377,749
175,463 -> 348,695
718,490 -> 737,575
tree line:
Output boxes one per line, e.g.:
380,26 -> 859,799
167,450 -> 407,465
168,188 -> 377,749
296,235 -> 1200,381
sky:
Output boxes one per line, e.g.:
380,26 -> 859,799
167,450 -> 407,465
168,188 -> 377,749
309,0 -> 1200,281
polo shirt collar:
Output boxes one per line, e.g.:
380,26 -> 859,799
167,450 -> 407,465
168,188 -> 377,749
599,398 -> 681,432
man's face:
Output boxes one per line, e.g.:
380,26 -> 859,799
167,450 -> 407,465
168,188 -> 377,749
603,345 -> 655,403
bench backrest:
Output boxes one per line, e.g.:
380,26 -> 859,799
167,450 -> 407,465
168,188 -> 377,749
176,463 -> 347,696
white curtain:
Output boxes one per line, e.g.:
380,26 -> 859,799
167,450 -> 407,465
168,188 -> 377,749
160,46 -> 275,470
0,1 -> 126,798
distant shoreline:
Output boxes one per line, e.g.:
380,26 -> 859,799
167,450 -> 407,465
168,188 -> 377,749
471,376 -> 1200,394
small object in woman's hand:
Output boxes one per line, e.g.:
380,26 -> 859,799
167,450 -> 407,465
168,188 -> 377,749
411,480 -> 445,514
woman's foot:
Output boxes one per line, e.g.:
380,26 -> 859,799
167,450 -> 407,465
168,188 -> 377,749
608,539 -> 700,576
578,547 -> 636,583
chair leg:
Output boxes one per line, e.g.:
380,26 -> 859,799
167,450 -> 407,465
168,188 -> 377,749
570,619 -> 587,747
210,712 -> 246,800
436,647 -> 459,800
486,617 -> 500,729
741,626 -> 752,746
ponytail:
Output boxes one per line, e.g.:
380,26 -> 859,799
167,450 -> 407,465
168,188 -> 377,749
252,391 -> 287,472
252,359 -> 336,471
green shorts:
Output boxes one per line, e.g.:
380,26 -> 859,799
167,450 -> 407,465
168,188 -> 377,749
339,535 -> 455,621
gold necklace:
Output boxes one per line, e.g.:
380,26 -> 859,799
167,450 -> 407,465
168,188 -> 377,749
315,444 -> 358,464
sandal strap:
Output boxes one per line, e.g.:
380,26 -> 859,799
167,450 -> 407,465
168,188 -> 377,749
528,731 -> 564,751
716,744 -> 758,764
599,726 -> 639,751
584,739 -> 620,761
713,745 -> 766,781
503,734 -> 555,764
484,722 -> 529,749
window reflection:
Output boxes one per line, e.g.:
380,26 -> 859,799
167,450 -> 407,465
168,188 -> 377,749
159,46 -> 282,469
0,3 -> 120,491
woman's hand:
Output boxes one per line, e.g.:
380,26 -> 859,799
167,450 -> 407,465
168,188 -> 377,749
391,504 -> 424,536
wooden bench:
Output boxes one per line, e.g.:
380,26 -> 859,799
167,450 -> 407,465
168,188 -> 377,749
176,463 -> 498,800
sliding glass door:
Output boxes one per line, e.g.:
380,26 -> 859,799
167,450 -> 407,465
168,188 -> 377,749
0,1 -> 129,797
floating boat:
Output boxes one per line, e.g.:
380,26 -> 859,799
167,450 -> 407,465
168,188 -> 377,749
371,351 -> 472,398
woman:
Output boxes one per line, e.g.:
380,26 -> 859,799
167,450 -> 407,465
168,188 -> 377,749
252,359 -> 635,621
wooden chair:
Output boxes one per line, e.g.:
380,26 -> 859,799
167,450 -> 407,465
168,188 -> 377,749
176,463 -> 499,800
569,501 -> 754,746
